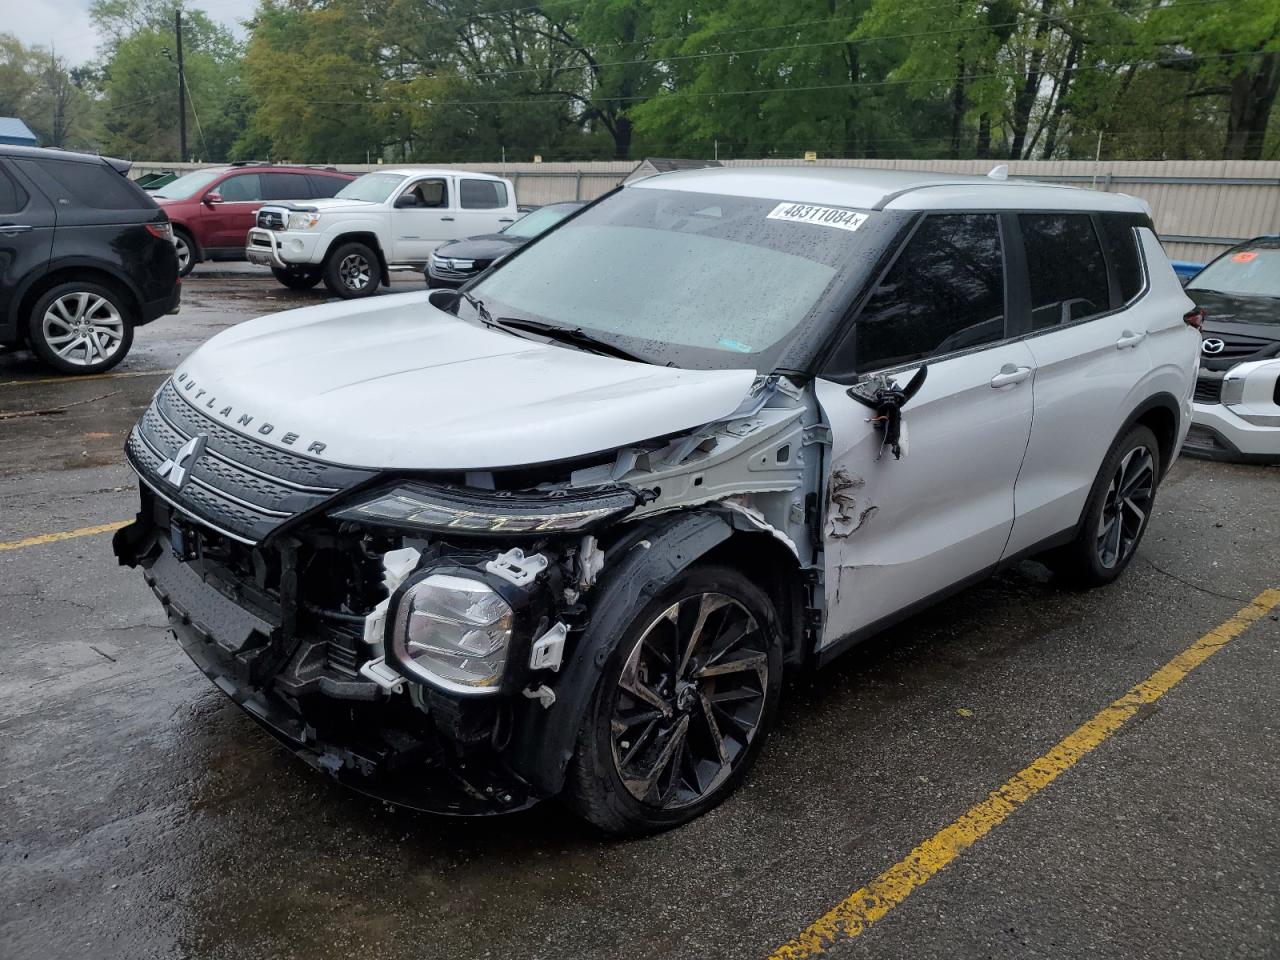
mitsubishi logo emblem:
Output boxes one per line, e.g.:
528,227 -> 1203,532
1201,338 -> 1226,355
157,434 -> 207,490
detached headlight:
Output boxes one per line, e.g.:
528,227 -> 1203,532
390,573 -> 513,693
287,211 -> 320,230
330,481 -> 639,536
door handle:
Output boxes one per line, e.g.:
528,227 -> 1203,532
990,364 -> 1032,388
0,224 -> 32,235
440,216 -> 455,221
498,218 -> 515,223
1115,330 -> 1147,349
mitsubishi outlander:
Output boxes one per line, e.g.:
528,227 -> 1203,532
114,167 -> 1200,833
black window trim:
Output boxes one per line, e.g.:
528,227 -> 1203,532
818,206 -> 1155,384
822,209 -> 1015,381
0,160 -> 31,215
1005,213 -> 1152,347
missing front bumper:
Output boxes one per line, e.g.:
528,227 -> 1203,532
141,540 -> 541,816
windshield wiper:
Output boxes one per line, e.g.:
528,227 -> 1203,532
458,290 -> 493,324
493,316 -> 647,363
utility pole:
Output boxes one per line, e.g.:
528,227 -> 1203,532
175,8 -> 188,163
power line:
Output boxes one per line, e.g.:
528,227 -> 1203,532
271,0 -> 1233,91
299,49 -> 1280,109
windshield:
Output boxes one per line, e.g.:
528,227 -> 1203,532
472,187 -> 876,368
1188,242 -> 1280,299
150,169 -> 224,199
503,204 -> 579,239
335,172 -> 407,204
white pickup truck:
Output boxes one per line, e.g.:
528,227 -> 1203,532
246,168 -> 518,298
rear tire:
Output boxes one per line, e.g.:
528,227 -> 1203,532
27,281 -> 135,375
564,565 -> 783,835
1047,424 -> 1161,587
322,242 -> 381,298
173,229 -> 196,277
272,266 -> 322,290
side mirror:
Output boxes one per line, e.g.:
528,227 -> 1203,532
203,191 -> 224,205
394,194 -> 420,208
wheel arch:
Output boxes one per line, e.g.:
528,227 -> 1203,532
1121,391 -> 1182,479
323,232 -> 391,286
507,507 -> 806,798
14,264 -> 143,344
170,221 -> 201,259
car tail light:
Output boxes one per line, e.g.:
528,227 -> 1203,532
1183,307 -> 1205,330
146,221 -> 174,241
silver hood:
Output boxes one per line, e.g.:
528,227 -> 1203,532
172,292 -> 758,470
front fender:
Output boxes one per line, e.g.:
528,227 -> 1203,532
506,510 -> 736,796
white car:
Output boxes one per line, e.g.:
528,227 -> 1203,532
116,166 -> 1200,834
1183,236 -> 1280,464
246,168 -> 518,298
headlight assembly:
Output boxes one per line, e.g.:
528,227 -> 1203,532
287,211 -> 320,230
389,573 -> 513,693
330,481 -> 639,536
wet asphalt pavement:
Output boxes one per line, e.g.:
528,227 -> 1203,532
2,274 -> 1278,960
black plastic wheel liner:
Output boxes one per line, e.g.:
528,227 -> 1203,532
506,510 -> 738,797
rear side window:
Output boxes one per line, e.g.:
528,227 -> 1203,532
219,174 -> 262,202
1098,217 -> 1144,303
308,174 -> 347,198
1021,214 -> 1109,328
0,166 -> 28,214
460,179 -> 507,210
36,158 -> 147,210
854,213 -> 1006,371
262,173 -> 312,200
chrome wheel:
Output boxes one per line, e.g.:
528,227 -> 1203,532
339,253 -> 371,291
610,593 -> 769,810
174,234 -> 191,273
1096,445 -> 1155,569
41,292 -> 126,367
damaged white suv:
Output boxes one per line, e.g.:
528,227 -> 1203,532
115,167 -> 1200,833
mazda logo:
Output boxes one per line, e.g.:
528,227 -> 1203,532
156,434 -> 207,490
1201,338 -> 1226,355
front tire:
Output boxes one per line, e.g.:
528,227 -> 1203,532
272,266 -> 322,290
322,242 -> 381,298
27,282 -> 135,375
1049,424 -> 1161,587
173,229 -> 196,277
565,565 -> 783,835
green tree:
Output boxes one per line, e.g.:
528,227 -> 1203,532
93,0 -> 247,160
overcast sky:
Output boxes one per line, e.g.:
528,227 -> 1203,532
11,0 -> 258,66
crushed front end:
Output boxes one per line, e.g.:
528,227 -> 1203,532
115,373 -> 821,816
114,378 -> 643,814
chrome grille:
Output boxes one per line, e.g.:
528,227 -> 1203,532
257,210 -> 285,230
126,380 -> 375,543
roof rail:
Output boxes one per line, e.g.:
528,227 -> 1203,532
230,160 -> 273,167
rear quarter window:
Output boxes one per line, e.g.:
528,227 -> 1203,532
0,166 -> 29,214
34,158 -> 151,210
1098,216 -> 1145,303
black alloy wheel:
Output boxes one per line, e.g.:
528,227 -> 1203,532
566,565 -> 782,834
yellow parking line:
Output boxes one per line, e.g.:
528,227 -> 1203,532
768,587 -> 1280,960
0,369 -> 172,389
0,521 -> 129,552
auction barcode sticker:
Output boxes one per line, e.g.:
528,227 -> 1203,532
767,202 -> 868,232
